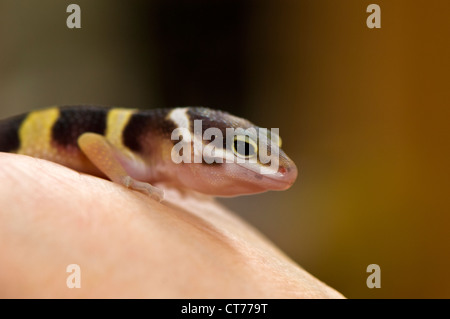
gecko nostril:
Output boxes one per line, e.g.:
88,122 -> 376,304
278,166 -> 287,174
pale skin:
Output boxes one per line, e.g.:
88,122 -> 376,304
0,153 -> 344,298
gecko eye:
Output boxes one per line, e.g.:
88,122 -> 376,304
232,135 -> 258,158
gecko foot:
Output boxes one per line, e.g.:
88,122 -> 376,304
121,176 -> 164,202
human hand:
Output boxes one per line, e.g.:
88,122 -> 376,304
0,153 -> 343,298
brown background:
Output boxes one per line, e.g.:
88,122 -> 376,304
0,0 -> 449,298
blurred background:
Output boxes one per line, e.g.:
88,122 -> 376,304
0,0 -> 449,298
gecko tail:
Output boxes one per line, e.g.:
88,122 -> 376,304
0,112 -> 27,152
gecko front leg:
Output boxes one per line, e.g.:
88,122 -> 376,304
77,132 -> 164,201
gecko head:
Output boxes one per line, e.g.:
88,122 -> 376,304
169,107 -> 298,196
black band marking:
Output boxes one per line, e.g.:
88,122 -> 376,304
52,106 -> 109,148
123,108 -> 175,152
0,113 -> 27,152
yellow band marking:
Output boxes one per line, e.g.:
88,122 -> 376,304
105,108 -> 137,151
18,107 -> 60,155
